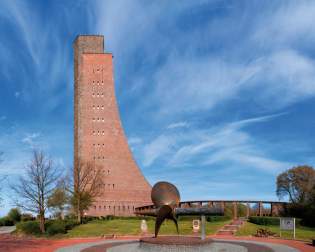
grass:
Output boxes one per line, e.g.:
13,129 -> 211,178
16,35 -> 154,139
65,218 -> 230,238
236,221 -> 315,242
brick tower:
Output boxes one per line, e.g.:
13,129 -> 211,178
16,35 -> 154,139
73,35 -> 152,216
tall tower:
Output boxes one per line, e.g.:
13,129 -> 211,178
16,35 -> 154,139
74,35 -> 152,216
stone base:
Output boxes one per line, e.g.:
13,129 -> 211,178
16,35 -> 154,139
140,236 -> 213,246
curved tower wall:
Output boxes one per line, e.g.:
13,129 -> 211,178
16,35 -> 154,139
74,35 -> 152,216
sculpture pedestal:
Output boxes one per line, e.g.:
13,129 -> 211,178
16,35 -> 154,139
140,236 -> 213,246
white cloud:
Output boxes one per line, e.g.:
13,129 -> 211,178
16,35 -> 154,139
142,135 -> 174,167
21,132 -> 41,148
253,1 -> 315,46
14,92 -> 20,98
128,136 -> 142,146
167,121 -> 189,129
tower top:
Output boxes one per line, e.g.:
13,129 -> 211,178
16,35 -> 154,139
73,35 -> 105,55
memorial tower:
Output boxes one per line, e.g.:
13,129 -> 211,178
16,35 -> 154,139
74,35 -> 152,216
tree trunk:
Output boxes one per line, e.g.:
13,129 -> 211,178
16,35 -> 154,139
77,198 -> 81,223
39,213 -> 45,233
60,210 -> 65,220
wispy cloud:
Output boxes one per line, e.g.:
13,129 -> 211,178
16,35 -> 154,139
167,121 -> 189,129
142,135 -> 175,167
21,132 -> 41,148
137,113 -> 290,174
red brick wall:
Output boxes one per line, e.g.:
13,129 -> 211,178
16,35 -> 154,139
74,35 -> 152,216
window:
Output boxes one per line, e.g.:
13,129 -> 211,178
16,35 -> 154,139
113,184 -> 115,189
93,131 -> 96,135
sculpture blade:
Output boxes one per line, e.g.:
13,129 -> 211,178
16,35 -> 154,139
155,205 -> 172,237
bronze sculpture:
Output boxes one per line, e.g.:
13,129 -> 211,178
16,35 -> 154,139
151,181 -> 180,237
148,181 -> 224,238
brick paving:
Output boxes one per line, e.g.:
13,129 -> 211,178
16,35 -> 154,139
0,234 -> 314,252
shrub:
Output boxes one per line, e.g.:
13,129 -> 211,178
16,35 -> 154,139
249,217 -> 280,226
64,219 -> 79,230
0,217 -> 14,226
16,221 -> 41,235
46,221 -> 66,235
21,213 -> 35,222
7,208 -> 21,224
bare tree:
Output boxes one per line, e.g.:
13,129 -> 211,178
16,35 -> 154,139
12,150 -> 59,233
68,159 -> 103,223
0,152 -> 5,204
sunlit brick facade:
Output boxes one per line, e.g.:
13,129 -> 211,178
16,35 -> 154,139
74,35 -> 152,216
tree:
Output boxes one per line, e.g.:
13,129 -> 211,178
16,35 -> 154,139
7,208 -> 21,223
0,151 -> 6,205
69,159 -> 102,223
47,183 -> 68,220
276,165 -> 315,204
12,150 -> 59,233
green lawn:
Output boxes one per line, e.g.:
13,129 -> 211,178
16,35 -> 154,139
236,221 -> 315,242
65,218 -> 230,238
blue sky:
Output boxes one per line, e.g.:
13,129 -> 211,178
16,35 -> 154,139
0,0 -> 315,215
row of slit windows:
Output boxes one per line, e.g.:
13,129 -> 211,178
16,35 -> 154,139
92,118 -> 105,122
93,143 -> 105,147
93,131 -> 105,135
94,205 -> 135,211
92,105 -> 105,110
92,80 -> 104,86
94,156 -> 107,160
92,93 -> 104,97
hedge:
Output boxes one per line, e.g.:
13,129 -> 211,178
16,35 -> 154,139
249,217 -> 280,226
207,216 -> 231,222
16,219 -> 80,236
